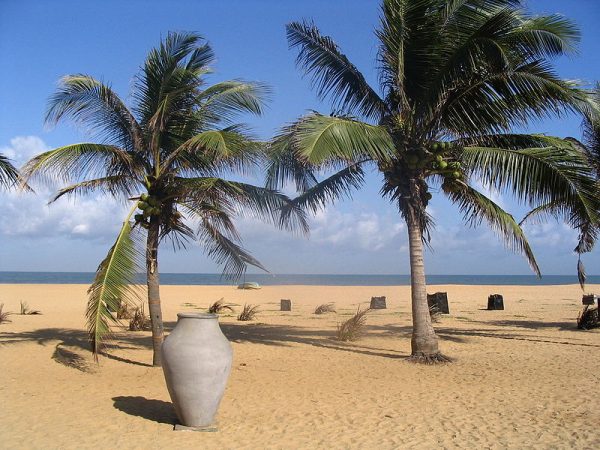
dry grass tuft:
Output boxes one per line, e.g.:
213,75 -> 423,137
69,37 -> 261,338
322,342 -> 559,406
335,306 -> 370,341
208,298 -> 235,314
237,304 -> 259,321
429,304 -> 442,323
129,304 -> 151,331
314,303 -> 336,314
0,303 -> 11,324
19,301 -> 41,315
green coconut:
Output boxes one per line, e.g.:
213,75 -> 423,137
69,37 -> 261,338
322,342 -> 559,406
147,196 -> 159,207
435,155 -> 443,163
452,171 -> 461,179
137,201 -> 149,210
431,142 -> 440,152
140,193 -> 149,201
438,161 -> 448,170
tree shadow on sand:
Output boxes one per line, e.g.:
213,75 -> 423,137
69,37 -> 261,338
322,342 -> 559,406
112,396 -> 176,424
0,327 -> 155,367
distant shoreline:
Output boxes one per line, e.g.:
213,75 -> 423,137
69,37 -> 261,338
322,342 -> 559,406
1,271 -> 598,286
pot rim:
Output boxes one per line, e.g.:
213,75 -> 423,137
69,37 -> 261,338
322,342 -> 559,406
177,312 -> 219,319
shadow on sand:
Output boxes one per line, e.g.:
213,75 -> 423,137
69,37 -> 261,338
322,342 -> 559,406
112,396 -> 176,424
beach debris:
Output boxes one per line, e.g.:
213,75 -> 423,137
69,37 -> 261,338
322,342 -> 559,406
577,305 -> 599,330
237,304 -> 259,321
208,298 -> 235,314
237,282 -> 261,290
427,292 -> 449,314
487,294 -> 504,310
314,303 -> 336,314
280,299 -> 291,311
582,294 -> 598,306
335,306 -> 371,341
129,305 -> 152,331
0,303 -> 11,324
19,300 -> 41,315
370,296 -> 386,309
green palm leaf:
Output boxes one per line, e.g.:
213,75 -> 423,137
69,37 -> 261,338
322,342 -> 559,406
446,183 -> 540,275
287,21 -> 386,121
86,207 -> 144,359
21,143 -> 136,186
0,153 -> 20,190
285,113 -> 393,165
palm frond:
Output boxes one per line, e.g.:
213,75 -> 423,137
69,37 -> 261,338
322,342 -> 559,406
287,21 -> 386,121
198,217 -> 267,279
86,207 -> 144,359
0,153 -> 20,190
282,113 -> 393,165
21,143 -> 136,186
49,175 -> 137,203
461,143 -> 599,223
45,75 -> 143,150
199,80 -> 271,125
446,183 -> 540,275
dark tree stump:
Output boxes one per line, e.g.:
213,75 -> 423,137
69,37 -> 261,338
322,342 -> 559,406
427,292 -> 449,314
280,299 -> 291,311
370,296 -> 386,309
487,294 -> 504,310
582,294 -> 597,306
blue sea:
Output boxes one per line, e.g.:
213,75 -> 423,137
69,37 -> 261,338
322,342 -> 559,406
0,272 -> 597,286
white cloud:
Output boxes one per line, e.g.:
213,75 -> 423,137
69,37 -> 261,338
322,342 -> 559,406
0,136 -> 128,241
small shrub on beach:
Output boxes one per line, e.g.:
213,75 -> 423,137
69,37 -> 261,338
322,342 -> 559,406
19,301 -> 41,315
237,304 -> 259,321
577,306 -> 599,330
314,303 -> 336,314
335,306 -> 370,341
208,298 -> 235,314
0,303 -> 11,324
129,305 -> 151,331
117,302 -> 132,320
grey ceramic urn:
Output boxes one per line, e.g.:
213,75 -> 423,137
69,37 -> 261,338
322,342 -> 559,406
161,313 -> 233,428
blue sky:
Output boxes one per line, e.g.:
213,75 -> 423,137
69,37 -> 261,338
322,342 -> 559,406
0,0 -> 598,275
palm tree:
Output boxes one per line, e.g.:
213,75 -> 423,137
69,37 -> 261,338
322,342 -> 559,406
267,0 -> 599,361
0,154 -> 20,189
522,83 -> 600,287
22,32 -> 306,366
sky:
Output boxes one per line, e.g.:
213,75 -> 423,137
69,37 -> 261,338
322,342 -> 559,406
0,0 -> 599,276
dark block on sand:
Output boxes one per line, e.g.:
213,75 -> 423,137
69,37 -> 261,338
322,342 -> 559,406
427,292 -> 449,314
582,294 -> 598,306
487,294 -> 504,310
370,296 -> 386,309
280,299 -> 292,311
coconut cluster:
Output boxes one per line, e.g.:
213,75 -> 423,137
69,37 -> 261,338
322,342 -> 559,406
134,193 -> 161,228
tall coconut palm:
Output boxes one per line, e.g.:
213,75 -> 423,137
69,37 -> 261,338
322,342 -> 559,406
522,83 -> 600,288
0,154 -> 20,189
268,0 -> 599,361
22,32 -> 306,366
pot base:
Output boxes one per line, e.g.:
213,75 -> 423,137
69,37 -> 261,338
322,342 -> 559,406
174,423 -> 218,432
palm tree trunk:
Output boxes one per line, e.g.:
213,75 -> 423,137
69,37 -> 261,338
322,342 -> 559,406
146,216 -> 164,366
406,204 -> 441,361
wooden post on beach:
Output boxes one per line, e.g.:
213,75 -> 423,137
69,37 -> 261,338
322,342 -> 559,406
280,299 -> 291,311
427,292 -> 449,314
487,294 -> 504,310
370,296 -> 386,309
582,294 -> 597,305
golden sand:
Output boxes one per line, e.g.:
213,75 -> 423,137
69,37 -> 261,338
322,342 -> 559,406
1,283 -> 599,449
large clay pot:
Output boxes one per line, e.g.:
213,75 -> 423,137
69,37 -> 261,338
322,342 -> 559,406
161,313 -> 233,427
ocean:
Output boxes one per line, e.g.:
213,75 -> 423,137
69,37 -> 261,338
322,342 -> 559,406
0,272 -> 596,286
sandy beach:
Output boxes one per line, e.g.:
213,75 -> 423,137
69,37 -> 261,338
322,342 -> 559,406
1,283 -> 599,449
